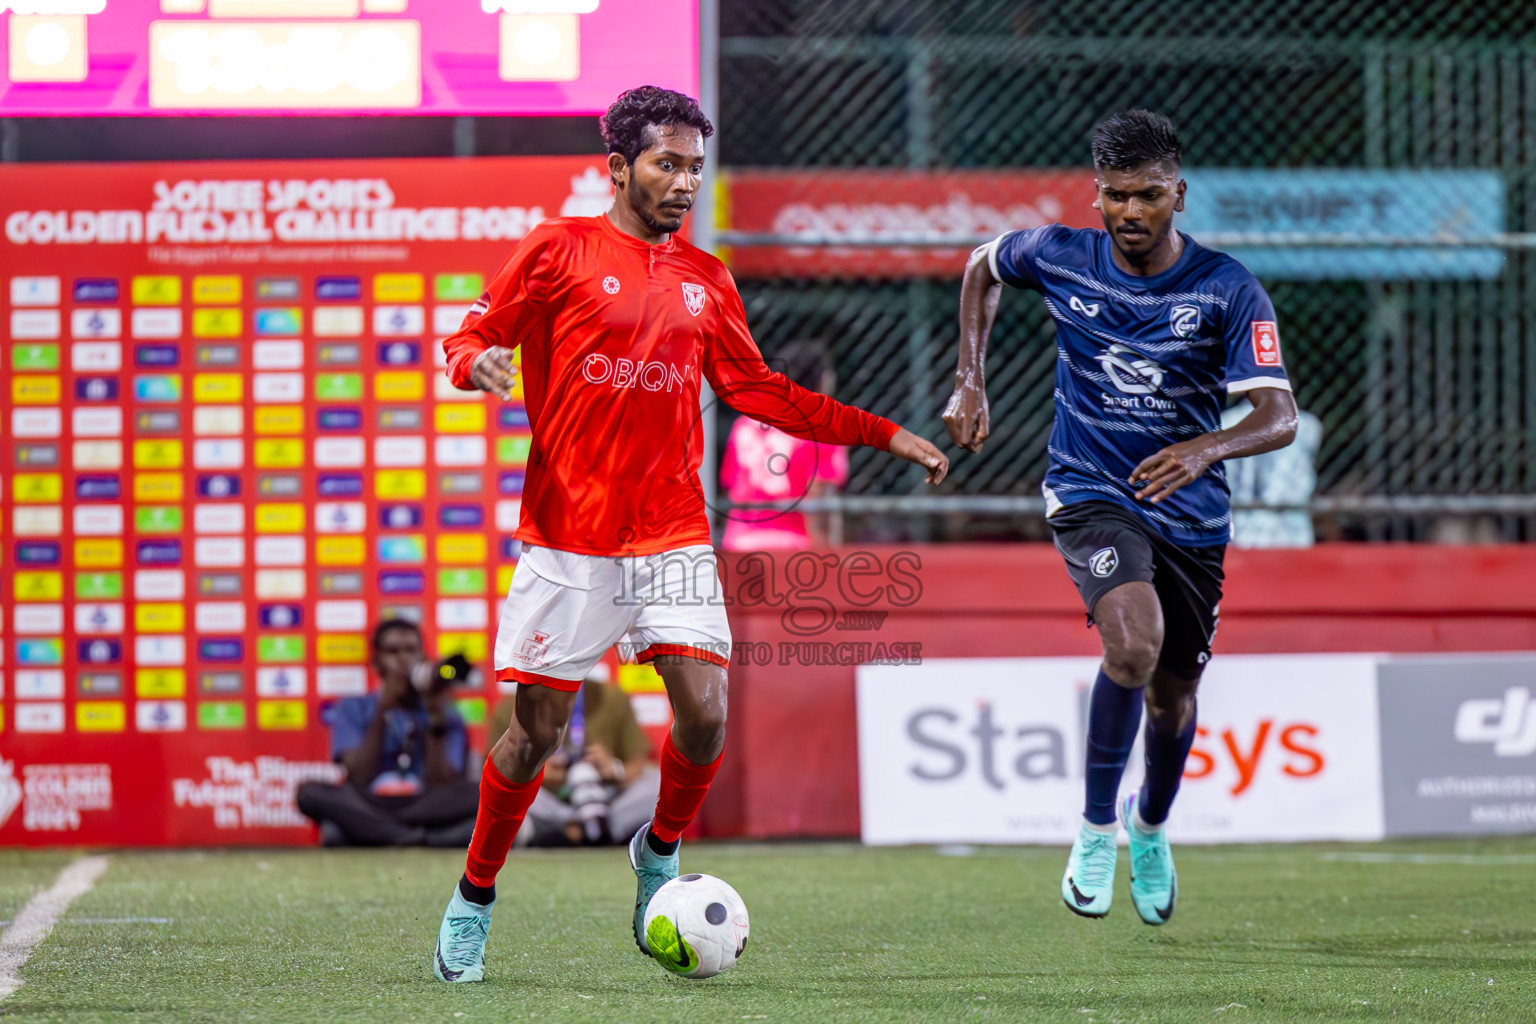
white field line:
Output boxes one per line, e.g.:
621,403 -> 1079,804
1318,852 -> 1536,865
0,856 -> 110,1001
0,918 -> 171,926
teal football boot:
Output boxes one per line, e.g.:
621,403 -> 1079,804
1061,820 -> 1119,918
433,885 -> 493,982
628,822 -> 679,953
1123,793 -> 1177,925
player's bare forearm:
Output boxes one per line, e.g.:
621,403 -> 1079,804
1130,388 -> 1298,504
943,244 -> 1002,452
1209,387 -> 1299,460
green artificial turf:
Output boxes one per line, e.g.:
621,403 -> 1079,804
1,839 -> 1533,1023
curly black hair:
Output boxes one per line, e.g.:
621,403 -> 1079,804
1091,109 -> 1183,172
600,85 -> 714,174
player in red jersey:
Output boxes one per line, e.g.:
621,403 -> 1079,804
432,86 -> 949,982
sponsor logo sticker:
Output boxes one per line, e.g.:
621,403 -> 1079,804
253,341 -> 303,369
73,277 -> 120,302
134,569 -> 185,601
254,372 -> 305,402
198,639 -> 245,663
194,537 -> 246,568
257,277 -> 300,300
1252,321 -> 1282,366
316,600 -> 368,631
71,308 -> 121,339
313,306 -> 364,337
11,275 -> 60,306
137,700 -> 187,732
316,472 -> 364,497
12,408 -> 62,439
78,702 -> 127,733
254,308 -> 302,336
131,308 -> 182,339
374,273 -> 424,302
192,275 -> 242,304
193,406 -> 243,436
11,310 -> 61,340
72,341 -> 122,370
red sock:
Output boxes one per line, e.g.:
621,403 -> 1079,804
463,760 -> 543,887
650,735 -> 723,843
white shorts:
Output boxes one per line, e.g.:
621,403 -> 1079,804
493,544 -> 732,692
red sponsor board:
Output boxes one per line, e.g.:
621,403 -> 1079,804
0,155 -> 614,846
0,735 -> 339,845
721,169 -> 1101,278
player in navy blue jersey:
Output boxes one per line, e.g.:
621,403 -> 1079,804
943,110 -> 1298,924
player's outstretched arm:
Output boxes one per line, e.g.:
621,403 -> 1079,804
707,272 -> 948,485
942,243 -> 1003,453
1130,386 -> 1299,504
710,356 -> 948,485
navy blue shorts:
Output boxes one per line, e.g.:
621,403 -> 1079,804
1049,500 -> 1225,678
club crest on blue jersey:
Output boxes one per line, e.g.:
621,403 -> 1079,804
1169,303 -> 1202,338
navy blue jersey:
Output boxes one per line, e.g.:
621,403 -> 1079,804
990,225 -> 1291,546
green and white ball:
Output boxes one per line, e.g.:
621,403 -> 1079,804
642,873 -> 750,979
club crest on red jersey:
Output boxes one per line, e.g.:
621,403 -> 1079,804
681,282 -> 707,317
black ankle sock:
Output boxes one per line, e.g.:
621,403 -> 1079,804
458,875 -> 496,906
646,830 -> 680,857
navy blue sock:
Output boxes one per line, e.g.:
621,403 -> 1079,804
1083,669 -> 1144,826
1137,703 -> 1197,827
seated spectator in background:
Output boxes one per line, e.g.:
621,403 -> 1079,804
487,661 -> 659,847
720,339 -> 849,549
1221,397 -> 1324,548
296,619 -> 478,847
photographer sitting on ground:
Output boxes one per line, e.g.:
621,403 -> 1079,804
296,619 -> 478,847
486,661 -> 660,847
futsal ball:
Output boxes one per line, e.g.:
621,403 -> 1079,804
642,873 -> 750,979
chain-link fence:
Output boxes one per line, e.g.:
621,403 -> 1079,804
714,0 -> 1536,541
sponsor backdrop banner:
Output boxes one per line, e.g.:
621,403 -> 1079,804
1379,654 -> 1536,837
722,169 -> 1504,280
857,655 -> 1385,845
0,155 -> 611,846
0,1 -> 697,116
721,169 -> 1101,278
1178,170 -> 1505,279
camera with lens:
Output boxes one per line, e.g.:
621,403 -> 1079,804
408,652 -> 478,694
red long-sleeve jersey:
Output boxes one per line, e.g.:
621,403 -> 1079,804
443,214 -> 900,556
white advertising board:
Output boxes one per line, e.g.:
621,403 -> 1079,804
857,654 -> 1384,845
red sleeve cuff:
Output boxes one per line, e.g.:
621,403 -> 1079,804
443,333 -> 486,390
870,418 -> 901,451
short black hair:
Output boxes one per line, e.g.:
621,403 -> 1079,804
372,618 -> 421,653
1091,109 -> 1183,172
600,85 -> 714,172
